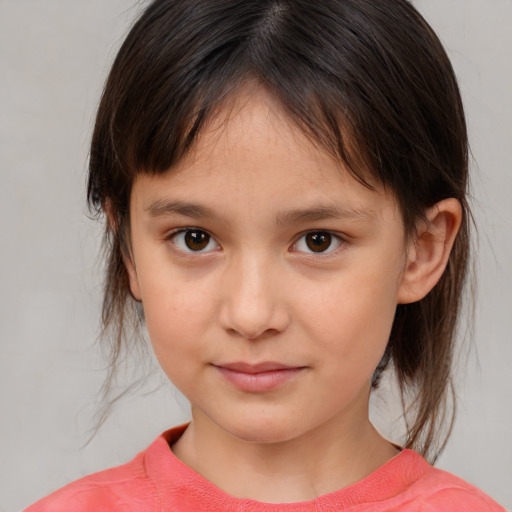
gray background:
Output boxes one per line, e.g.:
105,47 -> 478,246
0,1 -> 511,511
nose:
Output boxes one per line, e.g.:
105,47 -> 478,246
219,253 -> 290,341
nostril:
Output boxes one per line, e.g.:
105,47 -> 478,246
245,328 -> 282,342
225,325 -> 280,342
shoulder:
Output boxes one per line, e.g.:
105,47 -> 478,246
23,427 -> 186,512
393,451 -> 507,511
24,450 -> 155,512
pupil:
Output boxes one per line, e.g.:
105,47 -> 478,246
185,230 -> 209,251
306,232 -> 331,252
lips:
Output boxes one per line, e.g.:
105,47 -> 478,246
213,362 -> 305,393
219,361 -> 298,373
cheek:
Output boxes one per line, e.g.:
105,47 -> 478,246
138,266 -> 217,366
295,263 -> 401,365
142,290 -> 211,395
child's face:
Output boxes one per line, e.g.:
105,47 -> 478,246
126,88 -> 411,444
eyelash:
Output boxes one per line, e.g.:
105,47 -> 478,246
290,231 -> 344,255
166,228 -> 221,254
165,228 -> 346,256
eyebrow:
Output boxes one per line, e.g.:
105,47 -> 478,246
146,200 -> 216,219
146,200 -> 375,225
275,204 -> 376,226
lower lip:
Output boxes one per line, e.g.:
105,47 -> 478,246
216,367 -> 304,393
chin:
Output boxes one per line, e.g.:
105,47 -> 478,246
217,413 -> 307,445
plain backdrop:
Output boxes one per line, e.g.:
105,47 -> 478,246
0,1 -> 511,511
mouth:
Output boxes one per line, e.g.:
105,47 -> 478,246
213,362 -> 306,393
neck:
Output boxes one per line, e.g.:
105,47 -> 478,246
172,407 -> 398,503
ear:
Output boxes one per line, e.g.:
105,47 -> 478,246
123,250 -> 142,302
104,198 -> 142,301
397,198 -> 462,304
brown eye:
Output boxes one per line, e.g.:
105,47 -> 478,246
184,230 -> 209,250
305,232 -> 332,252
171,229 -> 219,253
293,231 -> 342,254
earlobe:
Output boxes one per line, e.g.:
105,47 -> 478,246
397,198 -> 462,304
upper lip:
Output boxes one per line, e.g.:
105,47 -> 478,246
215,362 -> 302,373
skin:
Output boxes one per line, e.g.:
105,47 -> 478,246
123,86 -> 461,503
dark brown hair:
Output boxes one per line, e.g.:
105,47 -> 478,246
87,0 -> 470,461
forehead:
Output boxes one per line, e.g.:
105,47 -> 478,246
182,85 -> 331,178
131,86 -> 400,226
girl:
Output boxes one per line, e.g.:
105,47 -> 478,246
26,0 -> 506,510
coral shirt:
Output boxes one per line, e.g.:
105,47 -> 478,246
26,424 -> 505,512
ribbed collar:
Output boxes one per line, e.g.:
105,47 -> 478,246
143,424 -> 430,511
